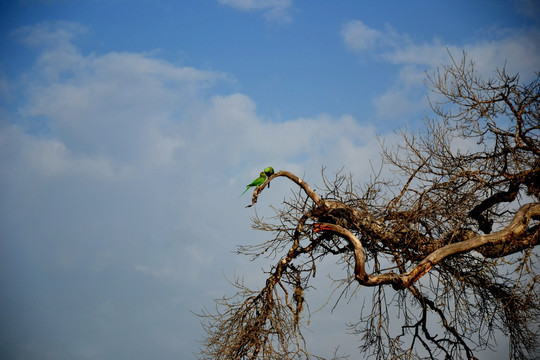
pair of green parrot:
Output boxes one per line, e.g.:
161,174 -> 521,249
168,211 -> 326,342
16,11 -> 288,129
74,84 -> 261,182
239,166 -> 275,197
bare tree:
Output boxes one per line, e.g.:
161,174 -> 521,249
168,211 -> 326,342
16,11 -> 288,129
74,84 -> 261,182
198,54 -> 540,360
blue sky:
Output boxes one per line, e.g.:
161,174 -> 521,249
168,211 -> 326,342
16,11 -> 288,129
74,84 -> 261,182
0,1 -> 539,359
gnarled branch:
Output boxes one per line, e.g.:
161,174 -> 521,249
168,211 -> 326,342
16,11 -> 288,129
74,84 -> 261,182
313,203 -> 540,289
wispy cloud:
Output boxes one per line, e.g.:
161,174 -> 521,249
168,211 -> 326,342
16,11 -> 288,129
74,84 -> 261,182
218,0 -> 293,22
10,20 -> 87,48
341,20 -> 540,119
341,20 -> 405,54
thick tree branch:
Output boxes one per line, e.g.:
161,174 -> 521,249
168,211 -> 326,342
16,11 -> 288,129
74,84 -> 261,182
313,203 -> 540,289
468,182 -> 521,233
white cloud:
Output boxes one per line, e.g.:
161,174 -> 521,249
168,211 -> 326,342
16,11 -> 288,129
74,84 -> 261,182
382,30 -> 540,81
343,19 -> 540,75
342,20 -> 409,56
10,21 -> 87,48
0,125 -> 126,180
0,21 -> 382,318
373,88 -> 420,119
218,0 -> 293,22
462,30 -> 540,79
341,20 -> 385,54
13,30 -> 225,167
341,20 -> 540,120
0,24 -> 386,357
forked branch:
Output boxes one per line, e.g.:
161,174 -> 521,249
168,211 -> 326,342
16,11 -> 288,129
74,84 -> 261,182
313,202 -> 539,289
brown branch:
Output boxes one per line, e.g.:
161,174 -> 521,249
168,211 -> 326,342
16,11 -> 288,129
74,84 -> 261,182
408,285 -> 478,360
314,223 -> 368,282
387,154 -> 431,214
476,224 -> 540,258
468,181 -> 521,233
246,171 -> 322,208
313,203 -> 540,289
401,202 -> 540,288
313,222 -> 401,287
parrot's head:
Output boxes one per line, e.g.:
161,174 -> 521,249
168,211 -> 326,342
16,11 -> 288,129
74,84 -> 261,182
264,167 -> 275,177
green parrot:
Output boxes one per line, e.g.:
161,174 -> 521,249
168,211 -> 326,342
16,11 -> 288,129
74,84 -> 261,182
264,166 -> 275,188
239,171 -> 267,197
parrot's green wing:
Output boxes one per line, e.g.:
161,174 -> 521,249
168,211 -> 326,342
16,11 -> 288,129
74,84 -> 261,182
239,172 -> 267,197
